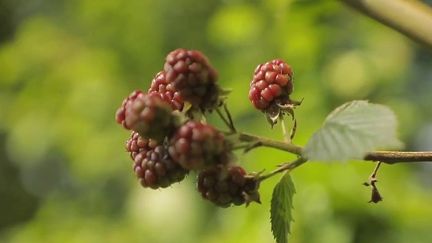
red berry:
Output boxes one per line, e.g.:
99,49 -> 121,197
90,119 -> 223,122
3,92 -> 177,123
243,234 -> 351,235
164,48 -> 220,111
115,90 -> 145,129
249,59 -> 293,111
126,132 -> 188,189
124,93 -> 179,142
197,166 -> 260,207
169,121 -> 231,170
148,71 -> 184,111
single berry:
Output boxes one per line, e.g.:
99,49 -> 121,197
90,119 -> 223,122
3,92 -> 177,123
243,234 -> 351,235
169,121 -> 231,170
249,59 -> 293,111
124,93 -> 179,142
116,90 -> 145,129
126,131 -> 188,189
197,166 -> 260,207
149,71 -> 184,111
164,48 -> 220,110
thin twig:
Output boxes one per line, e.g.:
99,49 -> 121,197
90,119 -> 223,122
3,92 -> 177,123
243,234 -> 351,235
258,157 -> 308,181
364,161 -> 383,203
216,107 -> 234,132
237,132 -> 303,155
223,104 -> 236,132
370,161 -> 382,179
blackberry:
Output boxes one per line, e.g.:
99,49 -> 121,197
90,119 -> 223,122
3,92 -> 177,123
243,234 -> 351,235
148,71 -> 184,111
164,48 -> 220,111
124,93 -> 179,142
115,90 -> 145,129
168,121 -> 231,170
197,166 -> 260,207
249,59 -> 293,111
126,131 -> 188,189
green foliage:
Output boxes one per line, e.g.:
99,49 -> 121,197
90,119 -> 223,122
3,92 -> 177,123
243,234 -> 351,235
304,100 -> 402,161
271,173 -> 296,243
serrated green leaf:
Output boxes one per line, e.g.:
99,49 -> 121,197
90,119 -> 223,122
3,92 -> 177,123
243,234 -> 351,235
271,173 -> 296,243
303,100 -> 403,161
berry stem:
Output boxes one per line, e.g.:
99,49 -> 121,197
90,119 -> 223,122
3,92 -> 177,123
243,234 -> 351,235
237,132 -> 303,155
216,107 -> 235,132
236,132 -> 432,164
258,157 -> 308,181
223,104 -> 236,132
280,118 -> 290,143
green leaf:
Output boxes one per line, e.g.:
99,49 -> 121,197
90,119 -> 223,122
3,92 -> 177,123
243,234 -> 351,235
271,173 -> 296,243
303,100 -> 402,161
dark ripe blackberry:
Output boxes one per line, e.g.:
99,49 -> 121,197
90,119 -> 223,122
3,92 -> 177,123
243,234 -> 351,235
148,71 -> 184,111
126,132 -> 188,189
168,121 -> 231,170
124,93 -> 179,142
115,90 -> 145,129
249,59 -> 293,111
134,146 -> 189,189
197,166 -> 260,207
164,48 -> 220,110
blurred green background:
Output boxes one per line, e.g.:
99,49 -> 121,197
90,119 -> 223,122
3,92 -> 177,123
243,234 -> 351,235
1,0 -> 432,242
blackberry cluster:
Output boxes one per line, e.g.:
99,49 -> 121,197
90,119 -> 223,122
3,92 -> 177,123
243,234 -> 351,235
197,166 -> 260,207
169,121 -> 231,170
148,71 -> 184,111
116,49 -> 264,207
164,48 -> 220,111
127,132 -> 188,189
124,93 -> 178,142
249,59 -> 293,111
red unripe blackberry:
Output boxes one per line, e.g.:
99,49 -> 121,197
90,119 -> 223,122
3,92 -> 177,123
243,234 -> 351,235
126,132 -> 188,189
115,90 -> 145,129
169,121 -> 231,170
125,93 -> 179,142
148,71 -> 184,111
249,59 -> 293,111
164,48 -> 220,110
197,166 -> 260,207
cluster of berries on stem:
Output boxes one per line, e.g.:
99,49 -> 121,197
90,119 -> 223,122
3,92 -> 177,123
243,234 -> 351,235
115,48 -> 281,207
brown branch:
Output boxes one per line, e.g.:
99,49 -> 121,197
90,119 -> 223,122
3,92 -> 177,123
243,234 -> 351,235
238,132 -> 432,164
364,151 -> 432,164
340,0 -> 432,49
